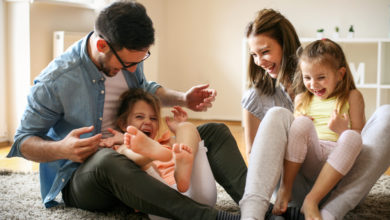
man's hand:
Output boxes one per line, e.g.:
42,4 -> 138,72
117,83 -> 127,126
328,110 -> 349,135
99,128 -> 124,148
59,126 -> 101,163
185,84 -> 217,111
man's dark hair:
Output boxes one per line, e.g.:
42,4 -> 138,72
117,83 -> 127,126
95,0 -> 155,51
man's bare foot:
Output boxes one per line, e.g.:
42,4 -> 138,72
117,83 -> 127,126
301,197 -> 322,220
125,126 -> 172,162
173,143 -> 194,192
272,186 -> 291,215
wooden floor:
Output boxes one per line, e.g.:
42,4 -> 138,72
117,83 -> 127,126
1,119 -> 389,175
0,143 -> 39,172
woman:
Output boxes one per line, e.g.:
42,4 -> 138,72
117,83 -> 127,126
241,8 -> 299,160
239,9 -> 390,220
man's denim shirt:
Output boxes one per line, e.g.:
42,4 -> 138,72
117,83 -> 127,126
7,32 -> 160,208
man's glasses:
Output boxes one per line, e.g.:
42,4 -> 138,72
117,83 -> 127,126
99,35 -> 151,69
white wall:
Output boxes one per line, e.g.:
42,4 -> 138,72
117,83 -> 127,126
137,0 -> 165,83
30,2 -> 96,82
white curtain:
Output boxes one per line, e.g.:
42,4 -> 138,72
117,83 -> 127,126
0,1 -> 8,142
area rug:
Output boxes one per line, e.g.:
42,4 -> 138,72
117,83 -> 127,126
0,170 -> 389,219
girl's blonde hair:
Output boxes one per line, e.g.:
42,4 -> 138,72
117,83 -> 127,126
116,88 -> 161,132
246,9 -> 301,95
293,38 -> 356,113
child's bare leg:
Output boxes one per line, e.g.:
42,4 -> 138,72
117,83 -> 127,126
173,143 -> 194,192
174,122 -> 200,154
173,122 -> 201,189
302,162 -> 343,220
126,126 -> 172,162
273,160 -> 301,215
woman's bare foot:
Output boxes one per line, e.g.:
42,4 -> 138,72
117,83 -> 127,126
272,186 -> 291,215
173,143 -> 194,192
125,126 -> 172,162
301,197 -> 322,220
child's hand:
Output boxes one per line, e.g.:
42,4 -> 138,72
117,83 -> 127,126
99,128 -> 124,148
166,106 -> 188,133
171,106 -> 188,122
328,110 -> 349,135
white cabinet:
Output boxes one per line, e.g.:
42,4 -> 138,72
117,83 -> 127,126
300,38 -> 390,119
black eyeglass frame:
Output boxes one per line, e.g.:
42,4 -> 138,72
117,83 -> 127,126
99,35 -> 151,69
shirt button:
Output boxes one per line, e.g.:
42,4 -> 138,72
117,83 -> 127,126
101,90 -> 105,94
92,79 -> 96,83
101,77 -> 104,81
62,178 -> 65,182
99,117 -> 103,121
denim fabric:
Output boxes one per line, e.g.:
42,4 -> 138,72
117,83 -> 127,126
7,32 -> 160,207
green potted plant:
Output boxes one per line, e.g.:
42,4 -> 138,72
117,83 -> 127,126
333,26 -> 340,39
348,25 -> 355,38
316,28 -> 324,39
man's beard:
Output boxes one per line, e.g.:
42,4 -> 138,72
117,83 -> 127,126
101,65 -> 114,77
98,57 -> 117,77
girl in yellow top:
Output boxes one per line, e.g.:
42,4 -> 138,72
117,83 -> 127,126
272,39 -> 365,220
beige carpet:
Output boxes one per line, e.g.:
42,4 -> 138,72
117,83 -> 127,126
0,170 -> 389,219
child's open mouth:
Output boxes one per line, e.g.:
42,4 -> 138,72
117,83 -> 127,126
313,88 -> 326,97
141,130 -> 152,137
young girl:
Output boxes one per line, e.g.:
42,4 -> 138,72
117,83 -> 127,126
110,88 -> 217,211
272,39 -> 365,220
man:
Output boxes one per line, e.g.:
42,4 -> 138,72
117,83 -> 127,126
7,1 -> 246,219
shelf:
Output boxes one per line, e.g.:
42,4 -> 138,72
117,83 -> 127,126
30,0 -> 96,10
357,84 -> 378,89
357,84 -> 390,89
6,0 -> 97,9
300,38 -> 390,43
379,85 -> 390,89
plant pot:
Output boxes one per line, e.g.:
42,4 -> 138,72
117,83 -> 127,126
332,32 -> 340,39
316,32 -> 324,39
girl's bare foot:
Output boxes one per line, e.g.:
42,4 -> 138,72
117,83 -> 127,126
272,186 -> 291,215
126,126 -> 172,162
301,197 -> 322,220
173,143 -> 194,192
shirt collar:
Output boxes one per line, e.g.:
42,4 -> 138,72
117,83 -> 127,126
80,31 -> 105,81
